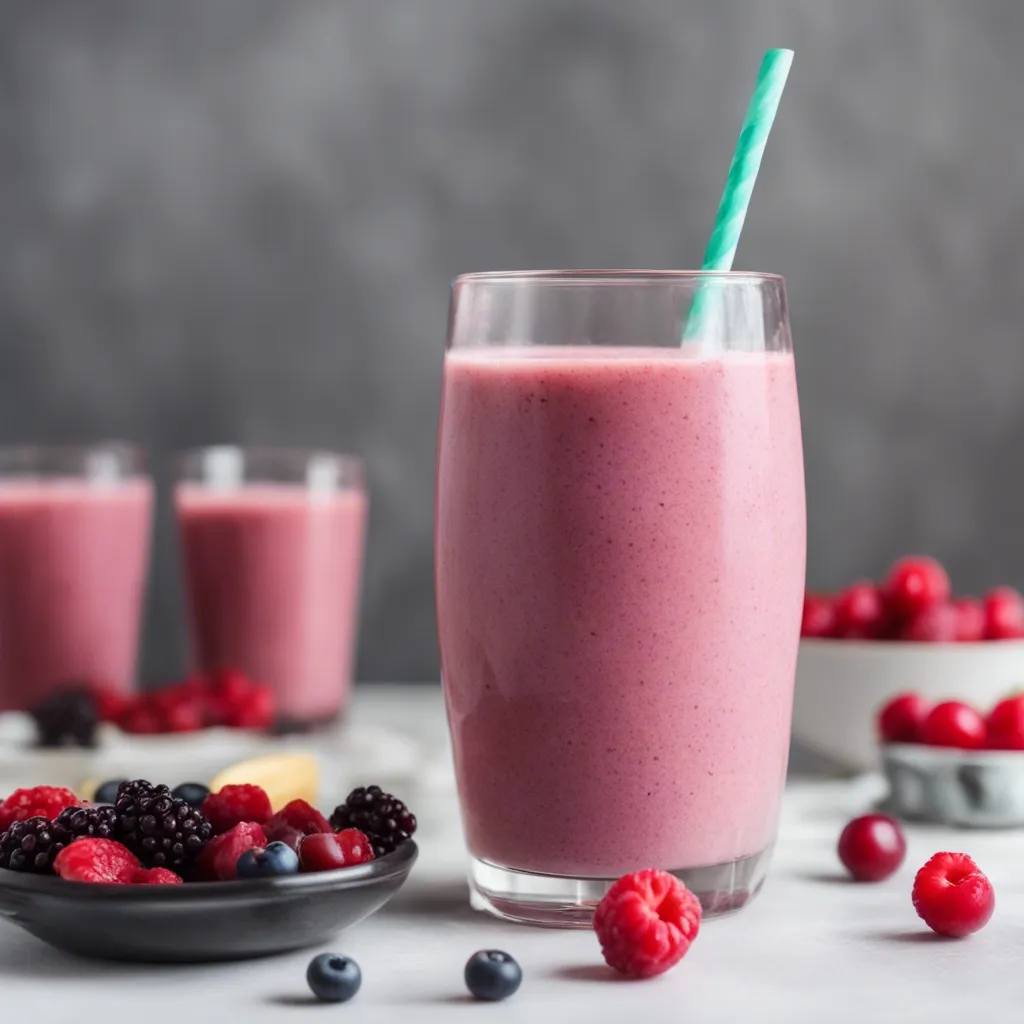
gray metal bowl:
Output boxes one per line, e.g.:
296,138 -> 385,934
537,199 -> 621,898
0,840 -> 417,963
882,744 -> 1024,828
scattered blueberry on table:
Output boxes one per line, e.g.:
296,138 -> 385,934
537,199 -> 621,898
307,953 -> 362,1002
464,950 -> 523,1001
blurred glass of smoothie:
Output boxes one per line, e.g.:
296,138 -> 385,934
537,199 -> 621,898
0,444 -> 153,712
175,447 -> 367,726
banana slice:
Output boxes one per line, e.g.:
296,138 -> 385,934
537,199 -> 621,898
209,753 -> 320,810
78,778 -> 101,803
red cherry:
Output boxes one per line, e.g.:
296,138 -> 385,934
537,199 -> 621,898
921,701 -> 987,749
224,683 -> 275,730
882,556 -> 951,618
986,695 -> 1024,750
334,828 -> 374,864
801,593 -> 836,638
833,582 -> 885,639
837,814 -> 907,882
912,852 -> 994,938
953,598 -> 986,642
298,829 -> 373,873
877,693 -> 932,744
162,700 -> 204,733
983,587 -> 1024,640
116,699 -> 162,735
899,603 -> 958,642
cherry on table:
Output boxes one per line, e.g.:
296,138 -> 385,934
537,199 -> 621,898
837,814 -> 907,882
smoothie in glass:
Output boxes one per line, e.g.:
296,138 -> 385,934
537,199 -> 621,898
435,272 -> 805,924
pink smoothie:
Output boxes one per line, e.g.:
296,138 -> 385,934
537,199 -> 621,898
436,347 -> 805,877
176,483 -> 368,723
0,479 -> 153,712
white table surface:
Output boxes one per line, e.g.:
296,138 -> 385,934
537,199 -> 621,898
2,684 -> 1020,1023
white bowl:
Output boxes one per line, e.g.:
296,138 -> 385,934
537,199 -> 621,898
792,638 -> 1024,773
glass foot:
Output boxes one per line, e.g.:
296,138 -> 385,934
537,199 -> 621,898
468,847 -> 773,928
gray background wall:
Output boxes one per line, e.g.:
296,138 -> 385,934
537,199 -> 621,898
1,0 -> 1023,683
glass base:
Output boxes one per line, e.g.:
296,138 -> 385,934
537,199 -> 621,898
468,847 -> 773,928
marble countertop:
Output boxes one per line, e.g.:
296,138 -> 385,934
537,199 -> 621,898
1,684 -> 1019,1023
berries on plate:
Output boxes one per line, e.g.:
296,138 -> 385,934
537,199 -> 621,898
329,786 -> 417,857
0,786 -> 79,831
877,693 -> 932,744
307,953 -> 362,1003
196,821 -> 267,881
912,852 -> 995,937
984,587 -> 1024,640
202,784 -> 273,835
94,779 -> 126,805
53,837 -> 140,883
31,686 -> 100,748
921,701 -> 987,750
593,868 -> 701,978
55,805 -> 117,841
985,695 -> 1024,750
801,594 -> 835,638
837,814 -> 906,882
133,867 -> 183,884
171,782 -> 211,807
264,799 -> 332,838
114,780 -> 213,871
237,841 -> 300,879
883,556 -> 951,618
0,816 -> 72,873
299,829 -> 374,873
464,950 -> 522,1001
832,582 -> 885,639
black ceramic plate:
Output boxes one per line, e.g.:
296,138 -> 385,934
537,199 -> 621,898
0,840 -> 417,963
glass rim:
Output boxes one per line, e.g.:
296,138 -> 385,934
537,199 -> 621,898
174,445 -> 365,485
452,269 -> 785,286
0,440 -> 145,459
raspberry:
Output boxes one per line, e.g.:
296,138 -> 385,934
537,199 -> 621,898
133,867 -> 183,884
116,700 -> 162,736
91,686 -> 131,723
0,816 -> 72,872
953,598 -> 986,642
899,603 -> 958,642
912,852 -> 995,937
833,582 -> 885,639
299,830 -> 374,873
921,701 -> 987,749
800,594 -> 836,638
837,815 -> 906,881
264,799 -> 332,838
265,824 -> 305,855
0,786 -> 79,831
329,786 -> 417,857
984,587 -> 1024,640
986,695 -> 1024,750
883,556 -> 951,618
877,693 -> 932,744
224,684 -> 275,730
196,821 -> 267,881
593,869 -> 702,978
53,837 -> 140,883
202,785 -> 273,835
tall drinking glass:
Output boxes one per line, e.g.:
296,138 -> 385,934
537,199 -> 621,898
436,272 -> 805,926
175,447 -> 368,727
0,443 -> 153,711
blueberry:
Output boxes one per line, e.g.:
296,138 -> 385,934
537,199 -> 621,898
236,841 -> 299,879
171,782 -> 210,807
94,779 -> 126,805
464,950 -> 522,1001
306,953 -> 362,1003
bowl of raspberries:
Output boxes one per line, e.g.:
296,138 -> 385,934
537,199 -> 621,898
878,690 -> 1024,827
0,779 -> 417,962
793,556 -> 1024,772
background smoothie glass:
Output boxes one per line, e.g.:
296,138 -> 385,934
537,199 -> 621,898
0,443 -> 153,711
436,271 -> 806,925
176,446 -> 368,727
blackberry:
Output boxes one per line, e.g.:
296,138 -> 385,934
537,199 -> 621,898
329,785 -> 417,857
0,816 -> 72,873
31,686 -> 99,748
113,780 -> 213,871
55,804 -> 117,841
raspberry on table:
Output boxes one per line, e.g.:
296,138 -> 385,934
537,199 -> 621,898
53,837 -> 140,883
593,868 -> 702,978
196,821 -> 267,881
329,786 -> 417,857
0,786 -> 79,831
912,852 -> 995,937
114,780 -> 213,871
0,816 -> 72,873
202,784 -> 273,835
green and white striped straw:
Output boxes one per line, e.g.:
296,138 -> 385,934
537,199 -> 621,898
684,48 -> 793,340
